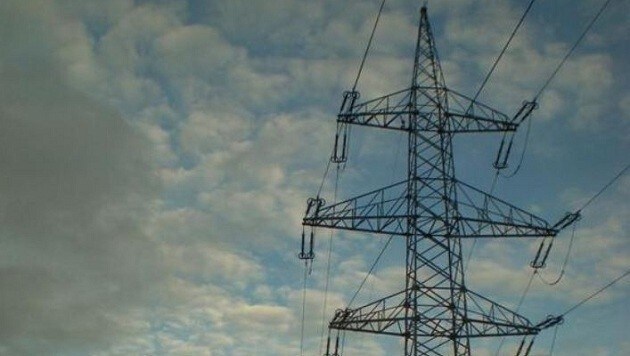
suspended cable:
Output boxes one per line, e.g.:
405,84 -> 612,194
347,235 -> 394,308
495,271 -> 536,356
561,268 -> 630,317
549,324 -> 560,355
464,171 -> 500,273
314,0 -> 390,338
578,163 -> 629,212
533,0 -> 613,100
538,221 -> 578,286
299,261 -> 309,356
344,119 -> 402,308
316,159 -> 333,198
530,268 -> 630,355
318,165 -> 342,355
517,271 -> 536,309
470,0 -> 537,105
352,0 -> 387,91
493,0 -> 613,179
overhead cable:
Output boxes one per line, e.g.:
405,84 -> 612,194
534,0 -> 613,100
347,235 -> 394,308
318,165 -> 342,355
561,268 -> 630,317
352,0 -> 387,91
470,0 -> 538,104
578,163 -> 629,212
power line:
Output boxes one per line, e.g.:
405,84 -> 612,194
352,0 -> 387,91
316,159 -> 332,198
578,163 -> 629,212
318,165 -> 342,355
534,0 -> 614,100
561,268 -> 630,317
347,235 -> 394,308
300,261 -> 309,356
549,324 -> 560,355
495,271 -> 537,355
470,0 -> 538,104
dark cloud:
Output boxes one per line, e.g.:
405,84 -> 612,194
0,33 -> 164,356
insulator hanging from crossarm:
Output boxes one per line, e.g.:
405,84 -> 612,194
332,332 -> 341,356
530,211 -> 581,268
298,226 -> 314,260
514,336 -> 536,356
529,210 -> 581,269
551,211 -> 581,230
493,100 -> 538,170
299,197 -> 326,260
493,131 -> 513,170
324,334 -> 331,356
530,238 -> 553,269
523,338 -> 535,356
535,315 -> 564,330
332,91 -> 360,164
512,100 -> 538,124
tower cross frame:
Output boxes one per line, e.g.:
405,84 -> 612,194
303,6 -> 563,356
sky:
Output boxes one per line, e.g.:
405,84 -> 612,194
0,0 -> 628,355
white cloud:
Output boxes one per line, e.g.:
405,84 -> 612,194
1,0 -> 627,354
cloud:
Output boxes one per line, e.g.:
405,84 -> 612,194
0,64 -> 164,354
0,0 -> 627,354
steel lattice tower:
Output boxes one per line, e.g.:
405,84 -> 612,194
302,6 -> 573,356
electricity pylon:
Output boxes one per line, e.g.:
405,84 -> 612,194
301,6 -> 574,356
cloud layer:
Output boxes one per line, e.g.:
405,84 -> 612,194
0,0 -> 627,355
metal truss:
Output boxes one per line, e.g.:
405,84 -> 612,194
303,6 -> 565,356
303,178 -> 558,238
338,87 -> 518,133
329,287 -> 538,338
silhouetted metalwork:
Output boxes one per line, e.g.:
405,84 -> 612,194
302,6 -> 574,356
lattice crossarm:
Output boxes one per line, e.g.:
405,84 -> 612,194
329,290 -> 408,336
452,180 -> 559,238
442,89 -> 517,133
337,88 -> 415,132
303,180 -> 410,235
463,289 -> 540,338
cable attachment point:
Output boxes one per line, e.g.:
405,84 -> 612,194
552,211 -> 581,231
530,211 -> 580,268
305,197 -> 326,217
535,315 -> 564,330
512,100 -> 538,124
339,90 -> 360,113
